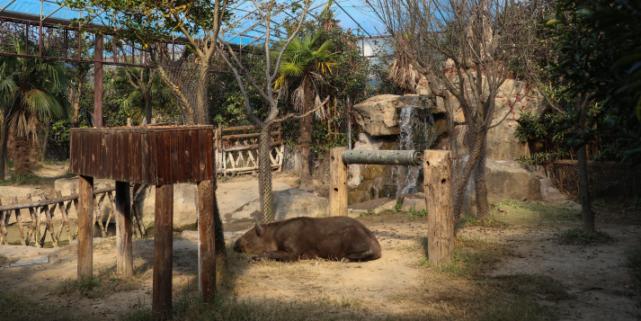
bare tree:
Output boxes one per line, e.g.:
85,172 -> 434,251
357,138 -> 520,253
369,0 -> 536,218
220,0 -> 315,223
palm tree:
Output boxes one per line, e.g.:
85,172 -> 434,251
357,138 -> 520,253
276,33 -> 335,182
0,41 -> 67,179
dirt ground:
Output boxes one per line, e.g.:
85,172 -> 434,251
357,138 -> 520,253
1,197 -> 639,321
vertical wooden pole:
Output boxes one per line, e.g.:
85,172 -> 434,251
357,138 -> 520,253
0,198 -> 6,245
153,184 -> 173,320
77,175 -> 94,279
93,34 -> 104,127
329,147 -> 348,216
197,179 -> 216,301
115,181 -> 134,276
423,150 -> 454,266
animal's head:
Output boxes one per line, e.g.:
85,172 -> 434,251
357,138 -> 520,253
233,223 -> 274,254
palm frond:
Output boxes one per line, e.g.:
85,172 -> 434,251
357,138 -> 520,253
22,88 -> 64,120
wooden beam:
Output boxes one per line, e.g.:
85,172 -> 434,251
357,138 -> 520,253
329,147 -> 348,216
77,175 -> 94,279
423,150 -> 454,266
115,181 -> 134,276
153,184 -> 173,320
197,179 -> 216,301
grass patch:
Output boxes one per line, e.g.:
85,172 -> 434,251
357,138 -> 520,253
0,172 -> 72,186
0,254 -> 11,266
476,294 -> 556,321
490,274 -> 571,301
626,241 -> 641,290
418,239 -> 562,321
422,239 -> 512,278
122,291 -> 406,321
406,208 -> 428,218
491,200 -> 580,225
557,228 -> 615,245
0,292 -> 78,321
57,271 -> 140,299
457,215 -> 508,229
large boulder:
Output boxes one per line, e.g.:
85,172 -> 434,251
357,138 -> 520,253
353,94 -> 442,136
141,183 -> 198,230
449,79 -> 544,160
225,189 -> 328,222
485,160 -> 542,201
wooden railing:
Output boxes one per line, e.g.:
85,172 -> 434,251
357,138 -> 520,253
215,124 -> 284,175
0,187 -> 144,247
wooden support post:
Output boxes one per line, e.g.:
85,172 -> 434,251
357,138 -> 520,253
329,147 -> 348,216
153,184 -> 173,320
423,150 -> 454,266
12,197 -> 26,246
115,181 -> 134,276
197,180 -> 216,301
0,198 -> 6,245
78,175 -> 94,279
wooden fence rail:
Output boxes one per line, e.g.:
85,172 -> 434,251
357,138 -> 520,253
0,187 -> 143,247
215,124 -> 284,175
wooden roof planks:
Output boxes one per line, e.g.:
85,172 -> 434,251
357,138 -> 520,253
70,126 -> 215,184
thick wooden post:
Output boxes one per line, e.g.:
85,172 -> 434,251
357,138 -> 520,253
197,180 -> 216,301
423,150 -> 454,266
329,147 -> 348,216
77,175 -> 94,279
115,181 -> 134,276
153,184 -> 173,320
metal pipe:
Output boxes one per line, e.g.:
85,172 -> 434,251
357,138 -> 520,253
342,150 -> 422,166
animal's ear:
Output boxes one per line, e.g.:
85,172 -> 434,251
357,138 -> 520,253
255,223 -> 264,237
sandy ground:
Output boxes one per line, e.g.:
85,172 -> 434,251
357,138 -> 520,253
1,210 -> 639,320
483,224 -> 641,321
0,169 -> 639,320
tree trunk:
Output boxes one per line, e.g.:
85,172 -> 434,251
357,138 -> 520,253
452,127 -> 486,218
473,134 -> 490,218
144,90 -> 152,125
297,80 -> 314,183
577,144 -> 594,232
143,68 -> 152,124
258,124 -> 275,222
0,118 -> 9,180
41,126 -> 49,162
14,135 -> 31,176
195,65 -> 209,124
70,79 -> 83,128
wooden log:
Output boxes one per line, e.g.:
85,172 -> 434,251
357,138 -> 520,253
26,194 -> 40,248
0,187 -> 115,212
197,180 -> 216,301
342,149 -> 421,166
0,198 -> 6,245
115,181 -> 134,276
55,191 -> 72,243
78,175 -> 94,279
12,197 -> 26,246
153,184 -> 173,320
329,147 -> 348,216
423,150 -> 454,266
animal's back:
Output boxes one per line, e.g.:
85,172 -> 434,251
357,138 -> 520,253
273,216 -> 381,261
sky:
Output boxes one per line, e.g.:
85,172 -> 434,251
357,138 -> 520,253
0,0 -> 388,45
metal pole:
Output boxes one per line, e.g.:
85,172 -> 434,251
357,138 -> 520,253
93,34 -> 103,127
347,97 -> 352,150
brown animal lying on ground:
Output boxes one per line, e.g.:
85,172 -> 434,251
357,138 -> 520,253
233,216 -> 381,262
